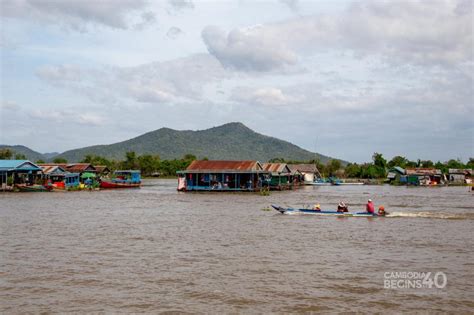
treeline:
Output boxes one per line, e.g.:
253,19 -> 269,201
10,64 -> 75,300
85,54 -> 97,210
270,153 -> 474,179
80,152 -> 199,177
2,148 -> 473,179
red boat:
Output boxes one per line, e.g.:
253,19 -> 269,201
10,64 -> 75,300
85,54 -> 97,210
100,181 -> 141,188
100,170 -> 141,189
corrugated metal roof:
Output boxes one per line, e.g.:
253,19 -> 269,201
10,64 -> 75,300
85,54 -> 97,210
262,163 -> 291,174
66,163 -> 96,173
406,168 -> 442,176
40,165 -> 66,175
288,164 -> 319,173
0,160 -> 41,171
95,165 -> 110,173
185,160 -> 264,173
449,168 -> 472,175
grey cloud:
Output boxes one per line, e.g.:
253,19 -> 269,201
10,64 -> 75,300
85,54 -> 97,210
167,0 -> 194,12
202,25 -> 297,71
202,0 -> 471,71
1,0 -> 153,31
166,26 -> 184,39
36,54 -> 230,106
279,0 -> 298,12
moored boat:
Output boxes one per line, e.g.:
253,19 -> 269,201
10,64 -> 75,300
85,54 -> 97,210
15,184 -> 52,192
100,170 -> 141,189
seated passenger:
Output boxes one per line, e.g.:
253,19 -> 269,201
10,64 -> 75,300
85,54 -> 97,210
337,201 -> 348,212
366,199 -> 375,214
313,204 -> 321,211
378,205 -> 386,216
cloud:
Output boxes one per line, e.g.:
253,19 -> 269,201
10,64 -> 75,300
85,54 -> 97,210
166,26 -> 184,39
202,25 -> 298,71
202,0 -> 472,71
232,87 -> 300,106
1,101 -> 21,111
167,0 -> 194,12
36,54 -> 231,106
30,109 -> 105,126
1,0 -> 155,31
279,0 -> 299,12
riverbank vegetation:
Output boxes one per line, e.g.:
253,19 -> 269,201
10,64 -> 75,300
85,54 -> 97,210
1,148 -> 472,179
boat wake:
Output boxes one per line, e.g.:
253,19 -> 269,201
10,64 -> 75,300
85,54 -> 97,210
387,211 -> 474,220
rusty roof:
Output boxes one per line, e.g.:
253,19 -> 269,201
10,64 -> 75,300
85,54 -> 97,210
66,163 -> 96,173
288,164 -> 319,173
262,163 -> 291,175
406,168 -> 442,176
39,165 -> 66,175
184,160 -> 265,173
95,165 -> 110,173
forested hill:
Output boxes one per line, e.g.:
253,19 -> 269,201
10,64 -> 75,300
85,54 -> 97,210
54,122 -> 338,163
0,145 -> 46,162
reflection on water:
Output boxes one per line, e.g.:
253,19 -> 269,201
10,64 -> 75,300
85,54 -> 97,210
1,180 -> 473,313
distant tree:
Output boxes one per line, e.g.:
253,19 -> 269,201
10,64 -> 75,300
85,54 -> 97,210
35,159 -> 45,164
446,159 -> 464,169
53,157 -> 68,164
81,154 -> 113,168
387,156 -> 408,168
344,163 -> 361,178
326,159 -> 342,177
0,149 -> 13,159
268,157 -> 286,163
405,160 -> 418,168
122,151 -> 138,169
14,153 -> 27,160
372,152 -> 387,169
420,160 -> 434,168
435,161 -> 448,174
138,154 -> 160,176
466,158 -> 474,169
183,154 -> 197,161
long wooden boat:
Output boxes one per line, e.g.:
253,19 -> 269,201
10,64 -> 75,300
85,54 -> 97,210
271,205 -> 386,217
100,181 -> 141,189
100,170 -> 141,189
15,184 -> 52,192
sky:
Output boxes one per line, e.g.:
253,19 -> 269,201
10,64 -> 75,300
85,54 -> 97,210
0,0 -> 473,163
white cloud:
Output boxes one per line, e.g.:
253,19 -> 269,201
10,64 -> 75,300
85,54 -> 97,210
232,87 -> 301,106
1,0 -> 155,31
202,25 -> 298,71
202,0 -> 472,71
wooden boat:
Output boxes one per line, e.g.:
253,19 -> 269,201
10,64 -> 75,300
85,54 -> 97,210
100,170 -> 141,189
271,205 -> 386,217
15,184 -> 52,192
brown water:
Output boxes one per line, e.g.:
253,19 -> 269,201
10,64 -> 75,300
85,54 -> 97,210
1,179 -> 473,313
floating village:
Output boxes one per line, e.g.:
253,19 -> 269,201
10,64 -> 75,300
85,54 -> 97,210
0,159 -> 472,193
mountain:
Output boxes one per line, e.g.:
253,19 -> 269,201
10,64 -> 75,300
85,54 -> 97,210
43,152 -> 60,160
0,145 -> 46,162
55,122 -> 340,163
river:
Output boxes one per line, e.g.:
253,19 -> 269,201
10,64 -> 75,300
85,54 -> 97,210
1,179 -> 473,313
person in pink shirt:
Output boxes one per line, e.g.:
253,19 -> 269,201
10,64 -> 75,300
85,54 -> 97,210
366,199 -> 375,214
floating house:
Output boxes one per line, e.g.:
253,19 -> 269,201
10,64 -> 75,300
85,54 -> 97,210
387,166 -> 406,183
448,169 -> 472,184
405,168 -> 445,185
0,160 -> 43,191
177,160 -> 270,192
262,163 -> 292,190
95,165 -> 111,177
66,163 -> 97,175
288,164 -> 320,184
39,165 -> 80,189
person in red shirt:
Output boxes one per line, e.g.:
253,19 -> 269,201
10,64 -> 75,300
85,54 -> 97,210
366,199 -> 375,214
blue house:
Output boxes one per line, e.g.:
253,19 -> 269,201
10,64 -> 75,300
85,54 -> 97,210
0,160 -> 43,191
